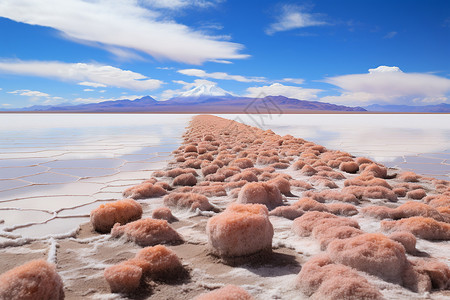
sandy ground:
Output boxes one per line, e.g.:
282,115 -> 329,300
0,114 -> 449,299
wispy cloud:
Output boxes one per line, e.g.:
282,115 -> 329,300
281,78 -> 305,85
266,5 -> 328,35
74,95 -> 145,104
245,83 -> 321,100
142,0 -> 222,10
322,66 -> 450,105
0,60 -> 163,91
384,31 -> 397,39
7,89 -> 64,104
0,0 -> 247,64
178,68 -> 266,82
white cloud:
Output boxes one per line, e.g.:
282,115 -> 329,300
74,95 -> 145,104
83,89 -> 94,92
78,81 -> 107,88
384,31 -> 398,39
0,60 -> 162,90
245,83 -> 322,100
142,0 -> 221,9
282,78 -> 305,85
322,66 -> 450,106
178,68 -> 266,82
0,0 -> 247,64
8,89 -> 50,98
266,5 -> 327,35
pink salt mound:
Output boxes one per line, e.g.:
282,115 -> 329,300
327,233 -> 407,284
398,171 -> 421,182
381,217 -> 450,240
295,255 -> 383,300
173,173 -> 198,186
90,198 -> 143,233
195,285 -> 254,300
303,190 -> 359,204
104,264 -> 142,294
111,218 -> 183,246
408,258 -> 450,291
360,163 -> 388,178
407,189 -> 427,200
388,231 -> 417,254
269,205 -> 304,220
299,165 -> 317,176
291,211 -> 359,237
231,158 -> 254,169
164,192 -> 214,211
292,197 -> 328,212
339,161 -> 359,173
123,182 -> 167,199
312,225 -> 363,250
342,185 -> 398,202
289,180 -> 313,190
267,176 -> 294,196
227,171 -> 258,182
206,203 -> 273,257
167,168 -> 198,178
0,259 -> 64,300
152,207 -> 178,222
237,182 -> 283,210
326,203 -> 358,216
126,245 -> 184,279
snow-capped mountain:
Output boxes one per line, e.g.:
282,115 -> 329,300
180,84 -> 233,98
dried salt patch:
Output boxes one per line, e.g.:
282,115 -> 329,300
195,285 -> 254,300
0,259 -> 64,300
90,198 -> 142,233
206,203 -> 274,257
111,218 -> 183,246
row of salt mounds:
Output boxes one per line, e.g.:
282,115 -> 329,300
361,201 -> 449,222
0,260 -> 64,300
206,203 -> 274,257
111,218 -> 183,246
104,245 -> 185,294
90,198 -> 142,233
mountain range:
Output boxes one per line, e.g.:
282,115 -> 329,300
1,84 -> 448,113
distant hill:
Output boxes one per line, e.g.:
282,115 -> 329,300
365,103 -> 450,112
2,95 -> 366,113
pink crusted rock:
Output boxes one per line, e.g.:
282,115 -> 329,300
339,161 -> 359,173
126,245 -> 184,279
195,285 -> 254,300
388,231 -> 417,254
123,182 -> 167,199
0,260 -> 64,300
163,192 -> 214,211
173,173 -> 197,186
104,264 -> 142,293
111,218 -> 183,246
327,233 -> 407,284
90,199 -> 142,233
295,255 -> 383,300
152,207 -> 178,223
236,182 -> 283,209
269,206 -> 304,220
381,217 -> 450,240
206,203 -> 274,257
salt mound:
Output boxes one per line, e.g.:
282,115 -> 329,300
327,233 -> 407,284
339,161 -> 359,173
269,206 -> 304,220
292,197 -> 328,212
90,198 -> 142,233
295,255 -> 383,300
231,158 -> 254,169
408,259 -> 450,291
381,217 -> 450,240
0,259 -> 64,300
206,203 -> 273,257
344,175 -> 392,189
123,182 -> 167,199
388,231 -> 417,254
236,182 -> 283,210
312,225 -> 363,250
398,171 -> 421,182
167,167 -> 198,178
291,211 -> 359,237
121,245 -> 184,281
152,207 -> 178,223
164,192 -> 214,211
227,171 -> 258,182
360,163 -> 387,178
342,185 -> 398,202
326,203 -> 358,216
299,165 -> 317,176
407,189 -> 427,200
173,173 -> 197,186
195,285 -> 254,300
104,264 -> 142,293
267,177 -> 293,196
303,190 -> 359,204
111,218 -> 183,246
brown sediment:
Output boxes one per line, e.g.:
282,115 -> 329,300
1,114 -> 449,299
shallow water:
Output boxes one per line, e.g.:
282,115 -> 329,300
0,113 -> 448,240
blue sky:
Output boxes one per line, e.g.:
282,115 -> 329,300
0,0 -> 449,108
